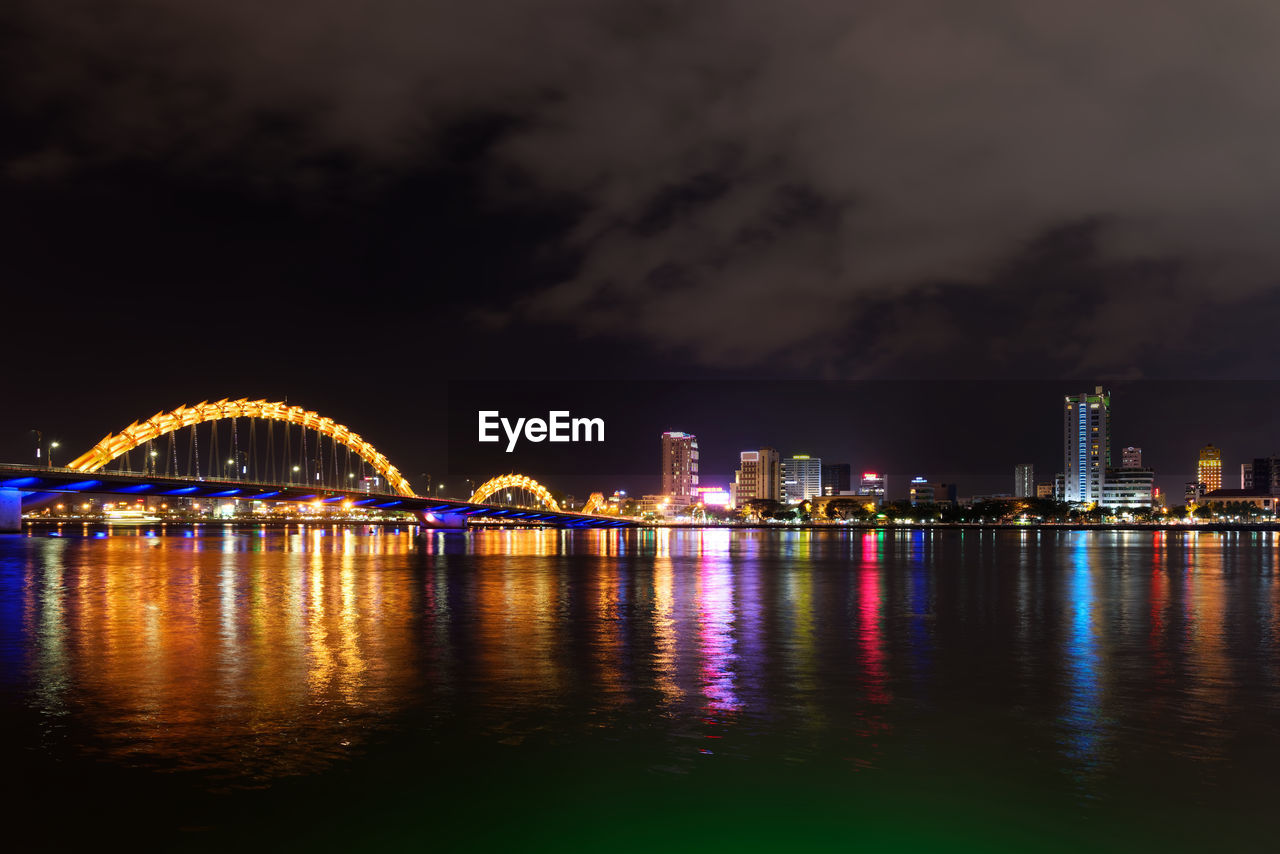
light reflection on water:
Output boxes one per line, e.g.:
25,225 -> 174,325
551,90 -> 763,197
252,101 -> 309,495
1062,536 -> 1104,784
2,526 -> 1280,799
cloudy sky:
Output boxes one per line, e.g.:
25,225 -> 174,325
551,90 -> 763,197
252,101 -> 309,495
3,1 -> 1278,481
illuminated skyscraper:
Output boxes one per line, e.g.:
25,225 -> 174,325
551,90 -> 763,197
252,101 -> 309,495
782,455 -> 822,502
1062,386 -> 1110,504
1014,463 -> 1034,498
857,471 -> 886,501
1197,444 -> 1222,493
732,448 -> 781,505
660,431 -> 699,500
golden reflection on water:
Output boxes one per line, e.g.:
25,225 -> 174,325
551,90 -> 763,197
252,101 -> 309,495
592,551 -> 628,710
21,528 -> 422,781
782,537 -> 819,732
1178,534 -> 1232,763
652,543 -> 682,708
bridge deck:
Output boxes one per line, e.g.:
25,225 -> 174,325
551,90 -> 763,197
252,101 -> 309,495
0,464 -> 633,528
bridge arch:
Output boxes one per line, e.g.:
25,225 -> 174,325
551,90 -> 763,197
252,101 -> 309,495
65,398 -> 415,497
469,474 -> 560,511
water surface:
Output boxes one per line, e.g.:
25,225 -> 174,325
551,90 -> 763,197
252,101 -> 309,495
2,527 -> 1278,850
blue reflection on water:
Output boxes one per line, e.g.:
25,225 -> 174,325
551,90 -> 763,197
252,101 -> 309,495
907,529 -> 933,687
1062,535 -> 1103,783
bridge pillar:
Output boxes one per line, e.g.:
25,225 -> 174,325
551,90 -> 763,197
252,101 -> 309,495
0,488 -> 21,534
420,510 -> 468,530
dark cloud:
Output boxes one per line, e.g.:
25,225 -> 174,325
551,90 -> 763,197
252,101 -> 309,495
4,0 -> 1280,377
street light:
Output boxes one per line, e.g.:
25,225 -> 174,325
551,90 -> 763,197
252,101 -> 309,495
48,441 -> 59,468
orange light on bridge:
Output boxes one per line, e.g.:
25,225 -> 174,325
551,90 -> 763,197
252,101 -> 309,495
64,397 -> 416,497
469,474 -> 561,511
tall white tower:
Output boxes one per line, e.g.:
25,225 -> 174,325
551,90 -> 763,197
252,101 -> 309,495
1063,386 -> 1110,504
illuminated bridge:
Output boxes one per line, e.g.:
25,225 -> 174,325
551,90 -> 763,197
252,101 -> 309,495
0,398 -> 633,532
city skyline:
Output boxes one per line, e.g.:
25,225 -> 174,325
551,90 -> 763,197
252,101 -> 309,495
6,3 -> 1280,849
7,380 -> 1277,505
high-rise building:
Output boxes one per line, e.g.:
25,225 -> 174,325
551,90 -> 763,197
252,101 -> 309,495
821,463 -> 852,496
1014,464 -> 1034,498
1063,386 -> 1110,504
1242,463 -> 1254,490
732,448 -> 781,505
857,471 -> 886,502
1104,444 -> 1155,509
660,431 -> 699,500
1251,457 -> 1280,494
1197,444 -> 1222,494
782,455 -> 822,502
1102,468 -> 1155,509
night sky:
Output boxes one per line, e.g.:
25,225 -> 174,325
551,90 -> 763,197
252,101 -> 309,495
3,2 -> 1278,496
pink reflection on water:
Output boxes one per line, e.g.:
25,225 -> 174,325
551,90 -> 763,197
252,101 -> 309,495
849,531 -> 891,768
858,560 -> 890,708
1150,531 -> 1171,690
696,534 -> 739,715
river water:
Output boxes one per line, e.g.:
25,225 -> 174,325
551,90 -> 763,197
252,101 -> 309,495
2,526 -> 1279,851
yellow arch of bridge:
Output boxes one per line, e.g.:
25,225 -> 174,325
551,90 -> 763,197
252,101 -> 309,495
65,398 -> 416,497
469,474 -> 560,511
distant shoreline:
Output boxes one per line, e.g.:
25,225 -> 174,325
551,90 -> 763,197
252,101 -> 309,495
15,519 -> 1280,534
641,521 -> 1278,532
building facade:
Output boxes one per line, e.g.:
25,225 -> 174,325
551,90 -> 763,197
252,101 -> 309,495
1063,386 -> 1110,504
1199,489 -> 1279,515
857,472 -> 886,502
821,463 -> 852,496
1251,456 -> 1280,494
660,431 -> 699,500
731,448 -> 781,506
1014,464 -> 1034,498
910,478 -> 958,506
782,455 -> 823,503
1101,467 -> 1155,509
1197,444 -> 1222,494
1121,447 -> 1142,468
